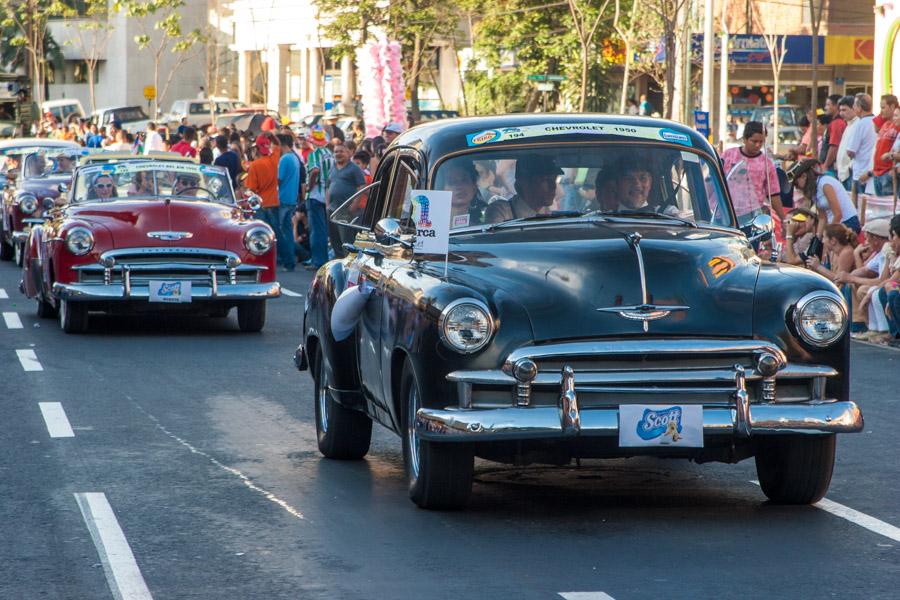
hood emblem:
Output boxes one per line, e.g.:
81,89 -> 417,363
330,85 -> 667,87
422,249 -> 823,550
596,231 -> 689,332
148,231 -> 193,241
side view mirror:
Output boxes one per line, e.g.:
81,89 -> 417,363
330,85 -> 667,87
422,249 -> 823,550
747,213 -> 774,242
374,218 -> 414,249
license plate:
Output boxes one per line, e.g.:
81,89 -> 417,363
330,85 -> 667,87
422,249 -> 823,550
618,404 -> 704,448
148,280 -> 192,303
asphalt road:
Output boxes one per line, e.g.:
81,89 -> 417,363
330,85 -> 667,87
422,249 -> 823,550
1,259 -> 898,600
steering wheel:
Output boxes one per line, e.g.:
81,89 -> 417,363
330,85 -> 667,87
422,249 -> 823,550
172,185 -> 216,198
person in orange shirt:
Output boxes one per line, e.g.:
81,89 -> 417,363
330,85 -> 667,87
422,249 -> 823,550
244,134 -> 280,232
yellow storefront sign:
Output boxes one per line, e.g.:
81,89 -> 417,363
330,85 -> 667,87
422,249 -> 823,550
825,36 -> 874,66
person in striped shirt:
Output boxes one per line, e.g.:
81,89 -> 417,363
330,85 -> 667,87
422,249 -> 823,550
305,125 -> 333,269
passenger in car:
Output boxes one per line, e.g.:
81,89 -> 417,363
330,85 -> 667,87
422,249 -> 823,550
89,174 -> 117,201
609,158 -> 679,216
439,160 -> 489,228
173,174 -> 201,197
483,156 -> 562,223
127,171 -> 153,196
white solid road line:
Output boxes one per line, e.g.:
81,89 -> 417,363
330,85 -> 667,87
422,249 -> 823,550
3,311 -> 23,329
750,481 -> 900,543
281,288 -> 303,297
0,288 -> 8,299
39,402 -> 75,438
559,593 -> 616,600
16,349 -> 43,371
75,493 -> 154,600
815,498 -> 900,543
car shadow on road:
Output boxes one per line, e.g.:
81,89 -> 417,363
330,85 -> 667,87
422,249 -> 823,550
83,313 -> 246,337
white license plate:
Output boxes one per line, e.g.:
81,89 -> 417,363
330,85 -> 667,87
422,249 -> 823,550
148,280 -> 192,303
618,404 -> 704,448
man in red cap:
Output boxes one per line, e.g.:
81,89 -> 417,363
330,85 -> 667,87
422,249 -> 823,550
245,134 -> 280,231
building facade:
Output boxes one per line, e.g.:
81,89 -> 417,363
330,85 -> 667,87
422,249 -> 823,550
45,0 -> 210,117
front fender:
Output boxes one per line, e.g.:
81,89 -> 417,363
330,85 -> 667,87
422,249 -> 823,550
304,260 -> 360,393
753,263 -> 849,401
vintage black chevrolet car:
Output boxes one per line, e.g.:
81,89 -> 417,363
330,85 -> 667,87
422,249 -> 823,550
295,114 -> 862,509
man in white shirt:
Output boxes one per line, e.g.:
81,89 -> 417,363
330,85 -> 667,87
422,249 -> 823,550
835,96 -> 857,190
845,93 -> 877,195
143,122 -> 165,154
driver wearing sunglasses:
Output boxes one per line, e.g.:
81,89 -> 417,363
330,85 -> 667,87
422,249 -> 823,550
90,173 -> 117,200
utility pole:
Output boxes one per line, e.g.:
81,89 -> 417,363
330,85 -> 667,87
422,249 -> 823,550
718,0 -> 729,144
702,0 -> 713,116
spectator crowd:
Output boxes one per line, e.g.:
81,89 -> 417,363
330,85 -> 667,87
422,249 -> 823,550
724,92 -> 900,348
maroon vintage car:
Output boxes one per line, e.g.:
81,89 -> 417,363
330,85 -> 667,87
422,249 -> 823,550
1,139 -> 81,264
20,158 -> 280,333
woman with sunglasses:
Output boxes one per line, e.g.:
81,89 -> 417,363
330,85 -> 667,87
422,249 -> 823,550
789,158 -> 860,235
89,173 -> 117,201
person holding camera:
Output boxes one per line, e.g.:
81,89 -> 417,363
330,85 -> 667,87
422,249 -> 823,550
780,208 -> 820,266
805,224 -> 857,282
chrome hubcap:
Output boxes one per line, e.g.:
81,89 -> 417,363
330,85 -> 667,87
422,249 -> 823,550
407,386 -> 421,479
317,360 -> 329,433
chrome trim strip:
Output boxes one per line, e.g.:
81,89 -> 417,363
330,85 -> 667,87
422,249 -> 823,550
415,401 -> 864,442
447,363 -> 831,387
99,247 -> 240,259
53,281 -> 281,301
74,263 -> 267,273
503,339 -> 788,368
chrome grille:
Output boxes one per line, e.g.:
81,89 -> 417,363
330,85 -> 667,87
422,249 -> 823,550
74,247 -> 264,286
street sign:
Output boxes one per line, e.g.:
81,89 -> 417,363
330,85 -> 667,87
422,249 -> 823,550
536,83 -> 555,92
143,86 -> 156,100
527,74 -> 567,82
693,110 -> 710,139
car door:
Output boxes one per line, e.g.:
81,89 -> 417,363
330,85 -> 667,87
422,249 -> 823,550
357,153 -> 420,413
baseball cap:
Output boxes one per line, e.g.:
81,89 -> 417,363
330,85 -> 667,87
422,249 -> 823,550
863,218 -> 890,238
514,155 -> 563,179
383,122 -> 405,134
254,134 -> 272,155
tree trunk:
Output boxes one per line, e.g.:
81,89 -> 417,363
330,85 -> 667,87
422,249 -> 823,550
153,53 -> 160,119
664,31 -> 676,119
87,62 -> 96,113
620,41 -> 632,114
579,45 -> 589,112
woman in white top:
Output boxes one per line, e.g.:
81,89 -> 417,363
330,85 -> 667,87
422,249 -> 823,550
790,158 -> 860,234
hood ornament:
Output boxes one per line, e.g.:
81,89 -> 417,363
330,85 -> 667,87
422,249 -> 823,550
148,231 -> 193,241
596,231 -> 689,332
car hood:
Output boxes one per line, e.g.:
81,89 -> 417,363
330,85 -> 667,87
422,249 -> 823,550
442,222 -> 760,341
65,199 -> 242,250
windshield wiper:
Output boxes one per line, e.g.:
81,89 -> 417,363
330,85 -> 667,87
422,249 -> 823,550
595,210 -> 698,228
483,210 -> 587,232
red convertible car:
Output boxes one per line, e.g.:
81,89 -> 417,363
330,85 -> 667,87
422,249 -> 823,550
1,139 -> 81,264
21,158 -> 280,333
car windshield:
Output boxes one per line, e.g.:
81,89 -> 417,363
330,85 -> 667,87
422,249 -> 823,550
22,151 -> 79,178
111,107 -> 148,122
431,143 -> 733,232
71,161 -> 235,204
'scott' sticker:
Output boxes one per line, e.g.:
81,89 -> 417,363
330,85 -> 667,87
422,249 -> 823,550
619,404 -> 703,448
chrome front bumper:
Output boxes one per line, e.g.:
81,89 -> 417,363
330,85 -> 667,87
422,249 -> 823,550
11,230 -> 28,243
416,401 -> 864,442
416,339 -> 863,442
53,281 -> 281,301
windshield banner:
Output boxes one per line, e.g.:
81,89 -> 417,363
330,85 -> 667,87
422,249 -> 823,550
410,189 -> 452,256
80,160 -> 222,178
466,123 -> 693,148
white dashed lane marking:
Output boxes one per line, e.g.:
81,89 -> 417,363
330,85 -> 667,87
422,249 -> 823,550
281,288 -> 303,297
39,402 -> 75,438
16,349 -> 43,371
3,312 -> 23,329
559,593 -> 616,600
75,493 -> 153,600
0,288 -> 8,299
751,481 -> 900,543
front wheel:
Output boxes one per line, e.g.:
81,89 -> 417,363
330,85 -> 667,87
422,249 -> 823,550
36,295 -> 57,319
59,299 -> 88,334
0,237 -> 12,261
313,350 -> 372,459
755,434 -> 836,504
237,300 -> 266,332
401,358 -> 473,510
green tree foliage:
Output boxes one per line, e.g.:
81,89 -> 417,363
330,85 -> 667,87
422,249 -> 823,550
463,0 -> 615,114
64,0 -> 116,112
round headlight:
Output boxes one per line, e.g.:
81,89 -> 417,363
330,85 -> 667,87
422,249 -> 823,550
793,291 -> 847,347
19,194 -> 38,214
244,226 -> 273,255
65,227 -> 94,256
439,299 -> 495,354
